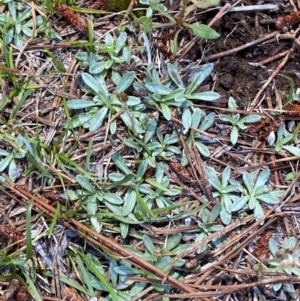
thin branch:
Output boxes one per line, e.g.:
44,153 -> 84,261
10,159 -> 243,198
248,48 -> 292,110
202,31 -> 279,62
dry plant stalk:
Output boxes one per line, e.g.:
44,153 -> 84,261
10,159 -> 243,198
4,279 -> 20,301
248,116 -> 284,140
14,286 -> 31,301
253,230 -> 272,260
275,11 -> 300,29
55,4 -> 88,33
169,161 -> 192,182
284,103 -> 300,116
64,287 -> 83,301
0,224 -> 25,247
90,0 -> 107,9
249,49 -> 292,110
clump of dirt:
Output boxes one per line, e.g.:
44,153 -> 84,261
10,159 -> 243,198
196,7 -> 300,105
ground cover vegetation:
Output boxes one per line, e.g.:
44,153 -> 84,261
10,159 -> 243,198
0,0 -> 300,300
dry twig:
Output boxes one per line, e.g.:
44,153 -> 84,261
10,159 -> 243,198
249,49 -> 292,110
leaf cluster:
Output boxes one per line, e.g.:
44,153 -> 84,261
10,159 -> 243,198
205,167 -> 283,224
219,97 -> 261,145
0,2 -> 44,48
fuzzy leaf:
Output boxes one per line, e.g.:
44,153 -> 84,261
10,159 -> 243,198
167,63 -> 184,88
222,194 -> 232,213
0,154 -> 13,171
67,99 -> 96,109
222,166 -> 230,187
76,175 -> 97,194
120,222 -> 129,238
160,103 -> 172,120
164,132 -> 179,144
208,176 -> 222,193
191,108 -> 203,128
82,73 -> 105,95
143,235 -> 156,255
155,162 -> 165,184
89,62 -> 106,74
243,171 -> 254,193
230,126 -> 239,145
145,82 -> 172,95
249,195 -> 257,210
185,63 -> 214,95
255,169 -> 270,188
241,114 -> 261,123
285,236 -> 297,249
199,112 -> 215,131
116,71 -> 136,93
182,108 -> 192,130
187,91 -> 220,101
111,152 -> 132,175
219,114 -> 232,123
256,193 -> 279,205
123,190 -> 137,216
195,141 -> 210,157
183,23 -> 220,39
269,238 -> 277,256
165,233 -> 182,251
283,145 -> 300,157
253,203 -> 264,220
220,205 -> 231,225
114,266 -> 139,276
273,282 -> 282,291
208,203 -> 221,223
228,97 -> 237,109
88,107 -> 108,131
231,196 -> 248,212
103,192 -> 123,205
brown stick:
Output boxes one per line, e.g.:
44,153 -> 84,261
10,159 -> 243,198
248,48 -> 292,110
120,0 -> 136,23
202,31 -> 279,62
162,275 -> 300,298
248,49 -> 289,67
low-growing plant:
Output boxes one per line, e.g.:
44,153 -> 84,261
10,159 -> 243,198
125,233 -> 185,292
139,0 -> 220,42
219,97 -> 261,145
123,117 -> 181,166
75,51 -> 104,71
146,128 -> 180,158
134,63 -> 220,123
271,123 -> 300,157
138,162 -> 181,209
254,236 -> 300,298
182,108 -> 215,161
268,237 -> 300,276
272,124 -> 294,151
196,206 -> 224,252
111,155 -> 182,210
66,71 -> 143,133
0,1 -> 44,49
0,133 -> 29,181
205,166 -> 242,225
83,32 -> 139,76
231,169 -> 283,221
66,174 -> 125,233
